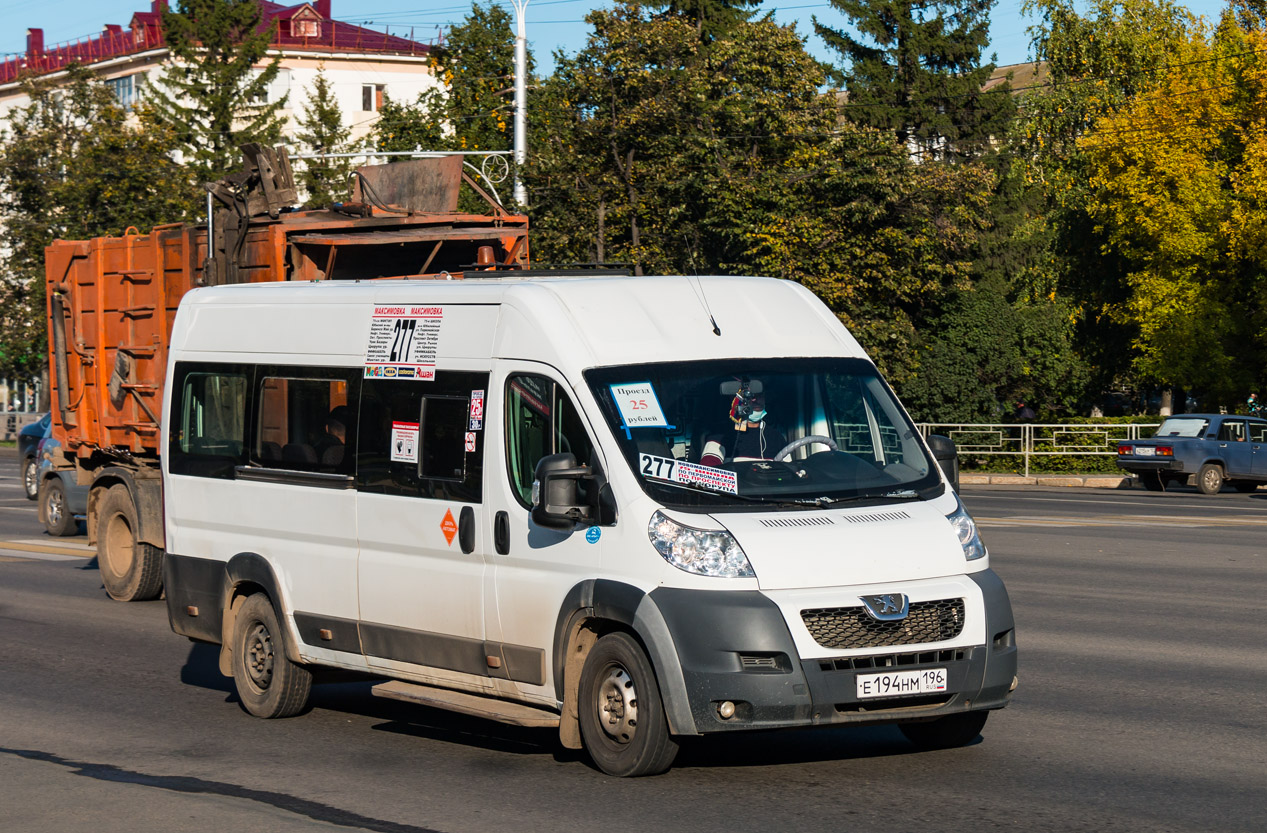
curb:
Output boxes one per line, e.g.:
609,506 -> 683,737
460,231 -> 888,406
961,474 -> 1134,488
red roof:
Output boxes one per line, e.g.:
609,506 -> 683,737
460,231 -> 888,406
2,1 -> 432,85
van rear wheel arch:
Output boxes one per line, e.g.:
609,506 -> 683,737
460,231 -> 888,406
218,554 -> 299,675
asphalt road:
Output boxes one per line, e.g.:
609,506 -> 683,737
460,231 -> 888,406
1,455 -> 1264,833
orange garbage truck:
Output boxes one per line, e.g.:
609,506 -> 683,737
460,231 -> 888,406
43,147 -> 529,600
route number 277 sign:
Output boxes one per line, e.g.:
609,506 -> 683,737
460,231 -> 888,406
365,306 -> 443,381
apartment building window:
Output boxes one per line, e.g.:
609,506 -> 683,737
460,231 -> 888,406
362,84 -> 385,112
107,74 -> 138,108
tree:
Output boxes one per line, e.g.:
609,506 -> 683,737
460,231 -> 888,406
145,0 -> 288,182
645,0 -> 761,40
0,69 -> 190,380
815,0 -> 1014,157
295,68 -> 352,206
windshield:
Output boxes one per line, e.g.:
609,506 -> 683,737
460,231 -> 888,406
584,358 -> 939,508
1154,417 -> 1208,438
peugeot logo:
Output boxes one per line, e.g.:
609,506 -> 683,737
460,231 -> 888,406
860,593 -> 909,622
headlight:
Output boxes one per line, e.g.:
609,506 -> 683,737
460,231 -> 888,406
647,510 -> 755,578
946,498 -> 987,561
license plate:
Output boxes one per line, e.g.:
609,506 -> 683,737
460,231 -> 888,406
1134,447 -> 1155,456
856,668 -> 948,699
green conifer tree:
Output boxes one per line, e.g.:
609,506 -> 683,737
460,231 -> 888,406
815,0 -> 1014,157
295,68 -> 352,206
645,0 -> 760,40
145,0 -> 288,181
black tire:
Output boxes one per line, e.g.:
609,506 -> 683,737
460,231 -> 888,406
1196,463 -> 1224,496
41,478 -> 78,537
1233,481 -> 1259,493
899,710 -> 989,750
231,593 -> 312,719
23,456 -> 39,500
578,632 -> 679,777
96,484 -> 164,601
1139,472 -> 1164,492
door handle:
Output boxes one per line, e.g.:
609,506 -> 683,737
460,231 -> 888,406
494,510 -> 510,555
459,506 -> 475,554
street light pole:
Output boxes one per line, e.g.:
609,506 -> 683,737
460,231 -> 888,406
509,0 -> 529,208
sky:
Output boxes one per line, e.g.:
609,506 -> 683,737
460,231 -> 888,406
0,0 -> 1234,75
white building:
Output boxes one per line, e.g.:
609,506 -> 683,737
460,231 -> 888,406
0,0 -> 443,151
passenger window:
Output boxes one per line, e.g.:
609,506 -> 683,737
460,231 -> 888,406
505,374 -> 596,506
252,367 -> 358,474
356,372 -> 487,502
1218,420 -> 1247,442
169,363 -> 249,479
1252,424 -> 1267,444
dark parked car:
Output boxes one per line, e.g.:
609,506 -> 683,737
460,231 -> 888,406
35,436 -> 87,536
18,412 -> 51,500
1116,413 -> 1267,494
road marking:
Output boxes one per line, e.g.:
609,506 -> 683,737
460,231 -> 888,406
978,514 -> 1267,529
0,540 -> 93,558
0,548 -> 85,562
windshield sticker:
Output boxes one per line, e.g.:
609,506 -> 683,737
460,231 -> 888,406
611,382 -> 669,428
638,454 -> 738,495
586,526 -> 601,544
365,305 -> 442,381
468,390 -> 485,430
391,421 -> 419,463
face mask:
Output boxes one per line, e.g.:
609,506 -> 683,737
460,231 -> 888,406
748,409 -> 767,422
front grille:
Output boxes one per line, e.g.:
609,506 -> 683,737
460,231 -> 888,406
817,648 -> 966,672
802,598 -> 965,650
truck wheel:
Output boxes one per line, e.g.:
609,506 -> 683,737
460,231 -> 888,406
97,484 -> 163,601
578,631 -> 678,777
231,593 -> 312,719
1139,472 -> 1164,492
899,710 -> 989,750
42,478 -> 78,537
1196,464 -> 1224,496
23,456 -> 39,500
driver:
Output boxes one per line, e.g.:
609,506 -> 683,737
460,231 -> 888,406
729,391 -> 786,461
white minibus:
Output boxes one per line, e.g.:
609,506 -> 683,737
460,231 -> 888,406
161,274 -> 1016,776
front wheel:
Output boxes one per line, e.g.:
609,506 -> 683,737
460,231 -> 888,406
1196,463 -> 1224,496
231,593 -> 312,719
578,632 -> 678,777
96,484 -> 163,601
42,478 -> 78,537
23,456 -> 39,500
899,710 -> 989,750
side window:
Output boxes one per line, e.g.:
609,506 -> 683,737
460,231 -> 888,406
1252,423 -> 1267,444
356,371 -> 487,502
251,366 -> 358,474
1218,420 -> 1247,442
168,363 -> 249,479
505,374 -> 596,507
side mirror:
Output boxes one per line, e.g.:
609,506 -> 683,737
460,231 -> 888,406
532,453 -> 593,529
926,434 -> 959,493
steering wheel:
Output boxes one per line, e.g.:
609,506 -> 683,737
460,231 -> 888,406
774,435 -> 839,461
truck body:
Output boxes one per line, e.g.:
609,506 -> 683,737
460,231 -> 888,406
42,150 -> 529,600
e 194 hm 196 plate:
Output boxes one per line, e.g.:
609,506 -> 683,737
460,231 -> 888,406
856,668 -> 948,699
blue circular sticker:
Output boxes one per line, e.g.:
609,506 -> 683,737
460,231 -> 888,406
585,526 -> 601,544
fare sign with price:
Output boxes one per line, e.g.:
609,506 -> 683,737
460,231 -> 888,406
364,305 -> 443,381
610,382 -> 668,428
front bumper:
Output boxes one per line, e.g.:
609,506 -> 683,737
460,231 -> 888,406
647,570 -> 1017,734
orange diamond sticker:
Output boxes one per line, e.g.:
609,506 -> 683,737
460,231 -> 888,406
440,508 -> 459,547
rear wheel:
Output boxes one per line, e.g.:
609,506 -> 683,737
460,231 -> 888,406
42,478 -> 78,537
1196,463 -> 1224,496
23,456 -> 39,500
578,632 -> 678,777
231,593 -> 312,719
899,710 -> 989,750
96,484 -> 163,601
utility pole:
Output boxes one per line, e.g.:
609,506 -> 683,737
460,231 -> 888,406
510,0 -> 529,208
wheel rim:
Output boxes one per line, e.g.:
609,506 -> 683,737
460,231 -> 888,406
244,622 -> 274,692
46,489 -> 63,525
595,663 -> 639,744
102,512 -> 135,579
24,461 -> 37,496
1204,470 -> 1221,492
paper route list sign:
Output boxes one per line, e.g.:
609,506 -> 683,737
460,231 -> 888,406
365,305 -> 442,380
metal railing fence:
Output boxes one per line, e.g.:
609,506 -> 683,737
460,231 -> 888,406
915,422 -> 1161,477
